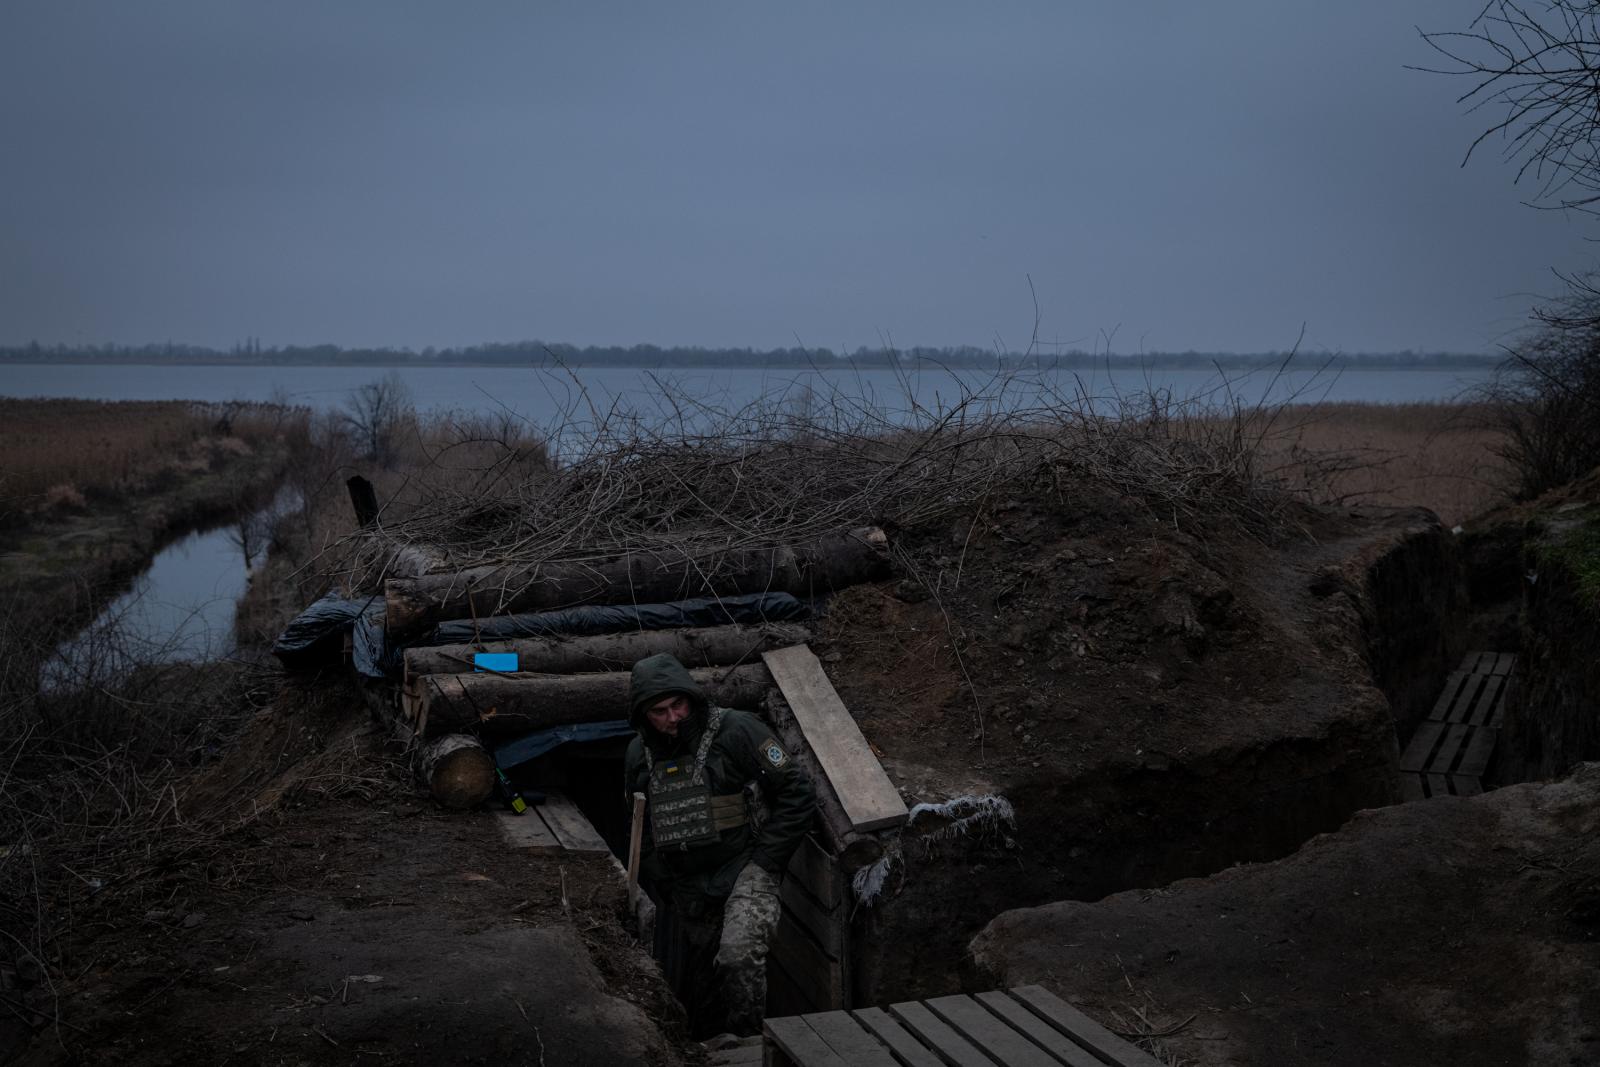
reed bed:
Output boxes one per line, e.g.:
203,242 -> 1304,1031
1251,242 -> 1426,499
0,398 -> 303,524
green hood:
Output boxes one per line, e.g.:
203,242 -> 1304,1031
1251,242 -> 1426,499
628,653 -> 709,745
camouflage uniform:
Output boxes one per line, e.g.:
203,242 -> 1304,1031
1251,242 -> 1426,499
623,654 -> 815,1036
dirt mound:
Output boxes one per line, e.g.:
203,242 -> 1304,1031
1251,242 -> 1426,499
971,763 -> 1600,1066
816,486 -> 1454,1002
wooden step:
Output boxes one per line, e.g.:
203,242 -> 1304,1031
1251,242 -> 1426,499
493,791 -> 610,856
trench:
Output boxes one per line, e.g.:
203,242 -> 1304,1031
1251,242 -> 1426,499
494,513 -> 1589,1030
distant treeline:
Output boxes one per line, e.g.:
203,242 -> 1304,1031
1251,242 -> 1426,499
0,339 -> 1500,370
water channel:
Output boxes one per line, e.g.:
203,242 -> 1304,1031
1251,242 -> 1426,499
43,487 -> 299,686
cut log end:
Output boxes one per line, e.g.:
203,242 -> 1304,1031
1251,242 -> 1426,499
421,734 -> 495,810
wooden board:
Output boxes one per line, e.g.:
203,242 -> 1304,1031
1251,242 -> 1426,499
1456,724 -> 1500,778
1399,774 -> 1425,802
1452,776 -> 1484,797
535,792 -> 610,854
850,1008 -> 944,1067
1446,675 -> 1488,724
973,990 -> 1104,1067
772,912 -> 844,1011
781,878 -> 842,961
799,1012 -> 899,1067
1492,652 -> 1516,676
1399,721 -> 1446,773
924,995 -> 1061,1067
763,1016 -> 848,1067
762,645 -> 908,833
1426,772 -> 1450,797
1008,985 -> 1165,1067
1428,670 -> 1469,720
886,1001 -> 996,1067
494,809 -> 562,854
1430,724 -> 1472,774
787,834 -> 841,910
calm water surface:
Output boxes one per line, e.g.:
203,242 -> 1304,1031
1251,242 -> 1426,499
0,362 -> 1495,423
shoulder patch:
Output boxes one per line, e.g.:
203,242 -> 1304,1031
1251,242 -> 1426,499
759,736 -> 790,769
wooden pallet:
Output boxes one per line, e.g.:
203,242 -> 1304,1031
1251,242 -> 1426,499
493,791 -> 610,855
763,985 -> 1163,1067
1399,652 -> 1513,801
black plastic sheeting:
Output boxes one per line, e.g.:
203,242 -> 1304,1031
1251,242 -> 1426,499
276,590 -> 811,680
271,593 -> 380,671
494,720 -> 636,771
429,592 -> 809,646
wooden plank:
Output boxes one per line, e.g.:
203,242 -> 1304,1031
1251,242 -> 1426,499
764,1016 -> 849,1067
886,1001 -> 996,1067
1428,724 -> 1472,775
1460,651 -> 1488,674
1428,671 -> 1469,721
1462,675 -> 1504,726
768,949 -> 821,1019
1399,774 -> 1425,802
781,878 -> 842,961
787,834 -> 841,910
801,1012 -> 899,1067
1446,674 -> 1488,724
1456,724 -> 1499,779
494,809 -> 562,854
773,912 -> 844,1011
924,994 -> 1061,1067
1493,652 -> 1517,676
1008,985 -> 1165,1067
1426,773 -> 1449,798
762,645 -> 908,833
1450,775 -> 1484,797
1478,681 -> 1504,729
852,1008 -> 945,1067
1399,721 -> 1446,773
973,991 -> 1104,1067
536,792 -> 610,854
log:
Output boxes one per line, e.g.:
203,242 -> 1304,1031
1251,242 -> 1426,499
384,527 -> 889,638
419,734 -> 495,810
412,664 -> 773,740
401,622 -> 813,684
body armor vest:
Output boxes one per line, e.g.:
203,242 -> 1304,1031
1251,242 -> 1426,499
644,708 -> 750,849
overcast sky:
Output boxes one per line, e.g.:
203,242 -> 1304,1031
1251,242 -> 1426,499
2,2 -> 1595,355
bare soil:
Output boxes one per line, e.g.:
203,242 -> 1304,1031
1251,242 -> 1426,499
6,677 -> 685,1067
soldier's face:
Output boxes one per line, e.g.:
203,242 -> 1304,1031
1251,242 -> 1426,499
645,694 -> 691,737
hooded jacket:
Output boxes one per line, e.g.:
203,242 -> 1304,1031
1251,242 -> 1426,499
623,653 -> 815,900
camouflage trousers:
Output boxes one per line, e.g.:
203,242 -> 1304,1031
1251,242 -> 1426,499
674,863 -> 782,1036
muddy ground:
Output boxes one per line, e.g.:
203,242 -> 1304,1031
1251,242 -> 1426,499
8,470 -> 1594,1065
6,676 -> 685,1067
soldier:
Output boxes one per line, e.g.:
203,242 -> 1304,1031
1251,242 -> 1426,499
624,652 -> 816,1037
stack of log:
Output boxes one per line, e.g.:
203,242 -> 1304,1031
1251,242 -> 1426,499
391,527 -> 895,837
